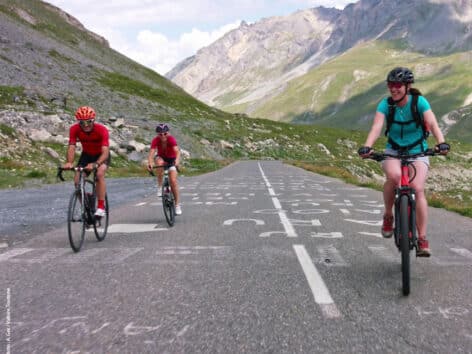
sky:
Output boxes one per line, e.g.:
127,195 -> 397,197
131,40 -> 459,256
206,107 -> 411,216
46,1 -> 354,76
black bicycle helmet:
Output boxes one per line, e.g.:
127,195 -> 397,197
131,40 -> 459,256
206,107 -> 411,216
155,123 -> 170,133
386,67 -> 414,83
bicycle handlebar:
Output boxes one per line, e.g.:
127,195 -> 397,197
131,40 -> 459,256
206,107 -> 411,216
365,148 -> 437,162
148,164 -> 180,176
57,166 -> 97,181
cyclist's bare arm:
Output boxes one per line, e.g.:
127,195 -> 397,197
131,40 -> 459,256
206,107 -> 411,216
97,146 -> 109,166
63,144 -> 76,169
363,111 -> 385,148
147,147 -> 157,171
173,146 -> 181,167
423,110 -> 445,145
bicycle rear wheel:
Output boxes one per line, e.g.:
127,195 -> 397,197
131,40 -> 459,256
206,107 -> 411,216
400,195 -> 410,296
67,190 -> 85,252
94,194 -> 109,241
162,189 -> 175,227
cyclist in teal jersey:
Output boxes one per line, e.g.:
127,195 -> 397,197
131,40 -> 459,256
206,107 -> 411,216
358,67 -> 450,256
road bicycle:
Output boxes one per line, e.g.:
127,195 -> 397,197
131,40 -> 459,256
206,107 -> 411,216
57,166 -> 109,252
365,148 -> 437,296
150,165 -> 178,227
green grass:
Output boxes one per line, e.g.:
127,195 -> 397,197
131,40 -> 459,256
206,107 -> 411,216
0,85 -> 24,106
0,123 -> 16,137
1,110 -> 471,218
97,71 -> 227,121
48,49 -> 75,63
182,158 -> 232,176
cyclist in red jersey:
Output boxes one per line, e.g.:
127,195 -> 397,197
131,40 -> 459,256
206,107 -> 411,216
147,123 -> 182,215
63,106 -> 110,217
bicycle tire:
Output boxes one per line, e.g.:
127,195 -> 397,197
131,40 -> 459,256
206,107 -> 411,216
162,185 -> 175,227
94,194 -> 109,241
67,190 -> 85,252
400,194 -> 410,296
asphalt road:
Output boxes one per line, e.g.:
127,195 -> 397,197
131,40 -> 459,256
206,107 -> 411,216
0,160 -> 471,353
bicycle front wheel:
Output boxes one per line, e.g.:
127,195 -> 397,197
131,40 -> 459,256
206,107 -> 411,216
399,194 -> 410,296
67,191 -> 85,252
163,193 -> 175,227
94,194 -> 109,241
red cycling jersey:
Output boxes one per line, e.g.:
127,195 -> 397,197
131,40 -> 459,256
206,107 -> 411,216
150,135 -> 178,158
69,123 -> 109,155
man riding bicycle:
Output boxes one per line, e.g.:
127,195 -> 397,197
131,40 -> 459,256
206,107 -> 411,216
358,67 -> 449,257
147,123 -> 182,215
63,106 -> 110,217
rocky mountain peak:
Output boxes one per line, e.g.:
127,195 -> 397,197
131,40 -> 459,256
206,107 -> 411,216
168,0 -> 472,112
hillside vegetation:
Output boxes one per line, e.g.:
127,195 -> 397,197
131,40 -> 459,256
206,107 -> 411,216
228,41 -> 472,143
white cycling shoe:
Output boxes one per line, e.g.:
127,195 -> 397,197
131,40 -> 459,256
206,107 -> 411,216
94,208 -> 106,218
175,204 -> 182,215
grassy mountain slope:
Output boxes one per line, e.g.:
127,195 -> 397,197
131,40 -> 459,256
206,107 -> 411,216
230,41 -> 472,142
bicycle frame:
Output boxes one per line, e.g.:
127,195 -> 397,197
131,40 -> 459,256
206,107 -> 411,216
151,164 -> 178,226
57,166 -> 108,251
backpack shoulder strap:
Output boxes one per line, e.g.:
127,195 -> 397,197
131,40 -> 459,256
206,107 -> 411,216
384,97 -> 396,137
410,94 -> 421,127
410,94 -> 430,138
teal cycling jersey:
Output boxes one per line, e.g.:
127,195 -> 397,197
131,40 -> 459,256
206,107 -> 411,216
377,95 -> 431,153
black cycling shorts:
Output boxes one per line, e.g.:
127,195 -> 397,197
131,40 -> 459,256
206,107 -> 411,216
77,153 -> 111,167
156,156 -> 176,166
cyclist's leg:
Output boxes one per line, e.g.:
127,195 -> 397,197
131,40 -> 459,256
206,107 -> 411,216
168,167 -> 179,205
382,158 -> 401,217
91,154 -> 110,212
410,160 -> 429,238
95,164 -> 107,207
155,157 -> 165,187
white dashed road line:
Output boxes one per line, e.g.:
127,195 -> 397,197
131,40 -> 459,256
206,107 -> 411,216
258,163 -> 297,237
293,244 -> 341,319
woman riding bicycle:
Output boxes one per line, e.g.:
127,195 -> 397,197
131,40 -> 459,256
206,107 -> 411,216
147,123 -> 182,215
358,67 -> 450,257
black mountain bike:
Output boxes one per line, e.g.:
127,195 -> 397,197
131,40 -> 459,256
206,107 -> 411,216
58,166 -> 109,252
366,149 -> 437,295
150,165 -> 177,227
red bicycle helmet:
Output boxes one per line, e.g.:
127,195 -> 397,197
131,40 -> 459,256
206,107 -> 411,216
75,106 -> 96,120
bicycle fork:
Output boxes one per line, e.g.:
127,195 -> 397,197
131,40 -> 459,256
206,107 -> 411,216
394,164 -> 417,251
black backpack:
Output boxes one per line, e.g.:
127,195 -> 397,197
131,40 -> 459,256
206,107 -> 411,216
384,93 -> 430,151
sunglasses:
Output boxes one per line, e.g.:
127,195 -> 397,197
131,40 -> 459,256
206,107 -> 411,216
158,132 -> 168,136
387,82 -> 403,89
79,119 -> 94,127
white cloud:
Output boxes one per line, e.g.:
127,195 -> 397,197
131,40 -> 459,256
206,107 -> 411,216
107,20 -> 241,75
